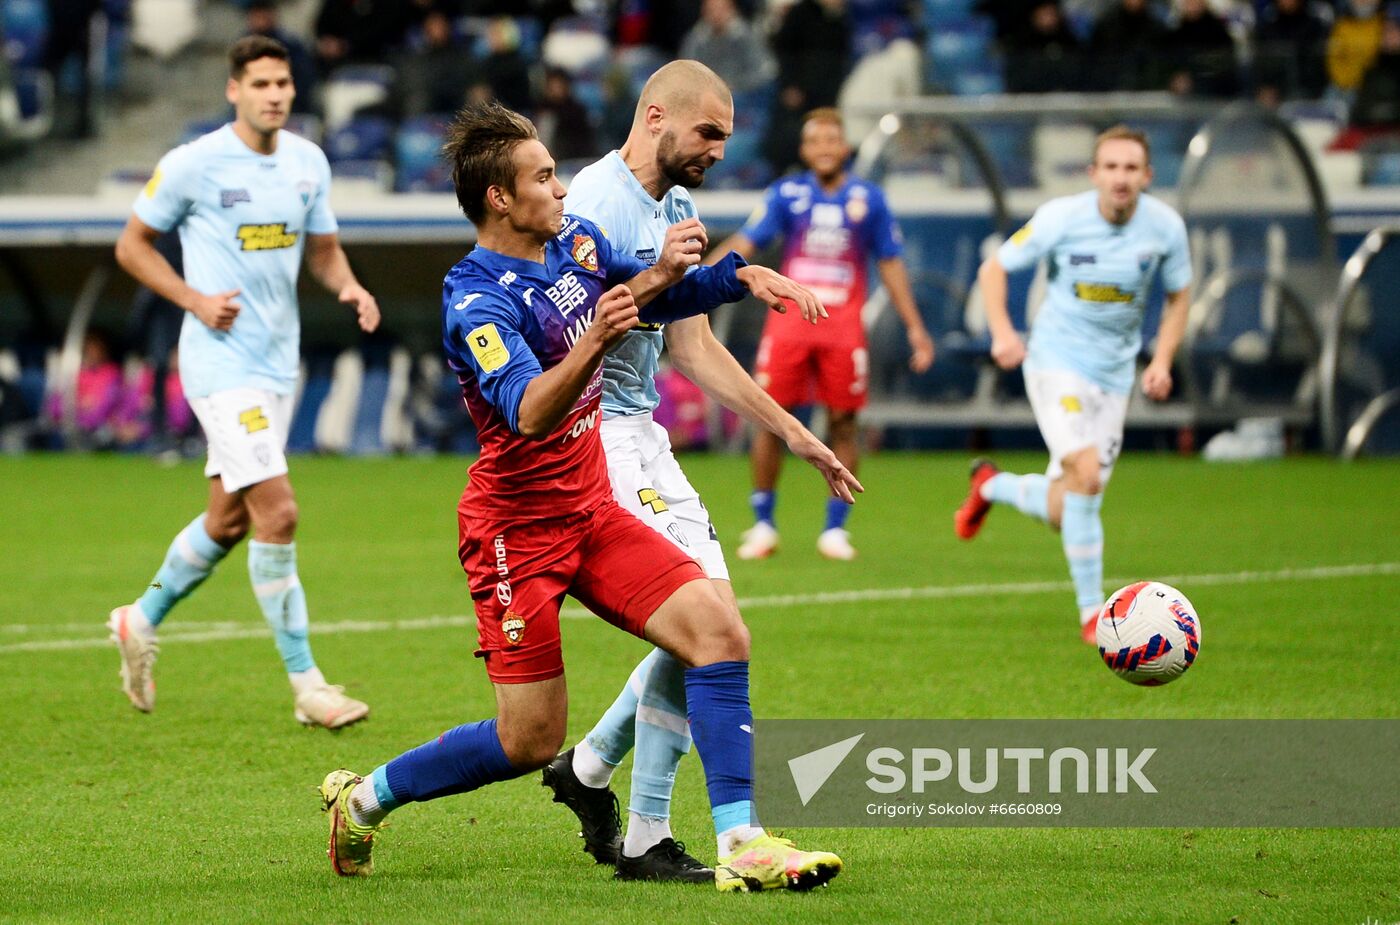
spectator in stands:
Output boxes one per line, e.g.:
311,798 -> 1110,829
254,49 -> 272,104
1089,0 -> 1169,91
247,1 -> 319,114
1254,0 -> 1332,103
976,0 -> 1042,43
44,0 -> 103,138
1327,0 -> 1385,98
534,66 -> 597,161
479,15 -> 533,112
46,328 -> 123,445
846,0 -> 920,58
679,0 -> 775,94
395,9 -> 480,117
767,0 -> 852,174
1005,1 -> 1085,93
115,348 -> 194,448
314,0 -> 412,72
1163,0 -> 1240,97
1350,13 -> 1400,128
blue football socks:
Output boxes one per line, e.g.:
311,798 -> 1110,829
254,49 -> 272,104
138,514 -> 229,625
823,496 -> 851,532
685,660 -> 758,836
631,650 -> 691,819
750,490 -> 776,527
247,540 -> 315,673
1061,491 -> 1105,610
375,718 -> 520,810
984,472 -> 1050,523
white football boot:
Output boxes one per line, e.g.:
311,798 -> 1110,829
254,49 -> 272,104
816,528 -> 857,561
736,521 -> 780,560
108,603 -> 158,712
295,684 -> 370,729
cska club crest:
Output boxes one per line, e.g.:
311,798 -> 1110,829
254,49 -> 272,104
572,234 -> 598,272
501,613 -> 526,646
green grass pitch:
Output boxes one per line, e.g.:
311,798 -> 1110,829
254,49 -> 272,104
1,452 -> 1397,924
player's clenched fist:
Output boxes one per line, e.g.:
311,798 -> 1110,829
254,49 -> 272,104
589,284 -> 640,347
990,331 -> 1026,370
656,218 -> 708,282
190,289 -> 241,331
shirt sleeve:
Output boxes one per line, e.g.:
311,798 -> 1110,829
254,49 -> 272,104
306,147 -> 339,235
132,146 -> 198,233
639,250 -> 750,324
996,200 -> 1068,274
738,182 -> 787,249
443,289 -> 541,434
1160,213 -> 1192,293
864,185 -> 905,260
588,216 -> 750,323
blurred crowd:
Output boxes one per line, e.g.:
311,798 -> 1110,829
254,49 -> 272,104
21,0 -> 1400,176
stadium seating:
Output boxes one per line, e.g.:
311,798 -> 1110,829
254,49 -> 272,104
393,115 -> 452,193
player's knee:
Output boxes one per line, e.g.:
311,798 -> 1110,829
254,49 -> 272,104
497,712 -> 566,770
1062,453 -> 1102,496
828,411 -> 857,441
257,497 -> 299,538
210,517 -> 249,547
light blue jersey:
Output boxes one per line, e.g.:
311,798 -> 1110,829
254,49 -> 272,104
564,150 -> 698,417
998,190 -> 1191,394
133,124 -> 337,398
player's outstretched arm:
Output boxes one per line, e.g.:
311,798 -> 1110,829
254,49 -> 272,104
1142,287 -> 1191,401
115,215 -> 241,331
515,284 -> 638,439
977,254 -> 1025,370
306,233 -> 379,333
665,317 -> 862,502
877,257 -> 935,372
703,232 -> 758,266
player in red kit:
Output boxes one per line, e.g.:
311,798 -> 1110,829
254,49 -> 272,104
713,108 -> 935,561
317,102 -> 843,892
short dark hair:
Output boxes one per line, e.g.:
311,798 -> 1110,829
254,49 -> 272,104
442,101 -> 539,225
228,35 -> 290,79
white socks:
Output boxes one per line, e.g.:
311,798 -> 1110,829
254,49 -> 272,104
348,780 -> 387,827
571,739 -> 616,789
623,812 -> 672,857
289,666 -> 327,697
718,824 -> 766,858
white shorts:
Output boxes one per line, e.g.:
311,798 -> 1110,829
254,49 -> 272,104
601,412 -> 729,582
187,388 -> 295,493
1024,365 -> 1128,485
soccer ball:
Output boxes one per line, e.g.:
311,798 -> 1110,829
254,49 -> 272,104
1095,581 -> 1202,686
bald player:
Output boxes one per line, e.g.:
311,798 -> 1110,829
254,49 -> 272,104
539,61 -> 861,883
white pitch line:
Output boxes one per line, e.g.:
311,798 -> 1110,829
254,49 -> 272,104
3,561 -> 1396,655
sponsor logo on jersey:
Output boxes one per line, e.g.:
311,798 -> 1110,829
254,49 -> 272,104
1060,395 -> 1084,413
238,406 -> 270,433
236,223 -> 297,251
453,292 -> 483,311
1069,254 -> 1096,265
638,487 -> 669,514
634,247 -> 657,264
571,234 -> 598,272
220,188 -> 251,208
1073,282 -> 1135,303
501,613 -> 526,645
547,271 -> 590,317
467,322 -> 510,372
498,270 -> 517,288
494,535 -> 512,606
558,218 -> 580,240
